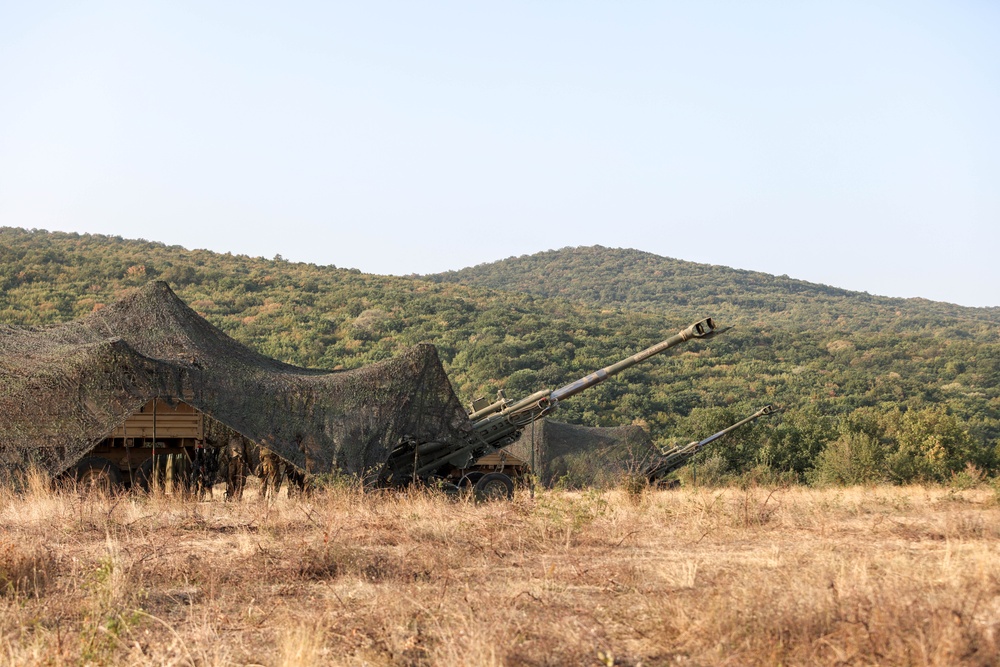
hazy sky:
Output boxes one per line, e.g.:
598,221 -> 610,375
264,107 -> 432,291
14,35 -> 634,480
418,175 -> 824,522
1,2 -> 998,307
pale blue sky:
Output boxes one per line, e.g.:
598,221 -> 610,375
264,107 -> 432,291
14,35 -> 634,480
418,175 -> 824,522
1,1 -> 998,306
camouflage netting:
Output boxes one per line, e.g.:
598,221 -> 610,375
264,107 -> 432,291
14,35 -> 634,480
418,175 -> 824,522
0,281 -> 473,477
508,419 -> 657,488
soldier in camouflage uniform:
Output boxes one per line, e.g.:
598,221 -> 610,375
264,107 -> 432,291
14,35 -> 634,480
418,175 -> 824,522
191,445 -> 220,499
224,435 -> 248,501
285,465 -> 308,498
284,433 -> 314,498
259,448 -> 283,499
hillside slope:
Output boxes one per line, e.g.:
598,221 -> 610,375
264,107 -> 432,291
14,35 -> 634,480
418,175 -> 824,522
2,228 -> 998,481
429,246 -> 1000,334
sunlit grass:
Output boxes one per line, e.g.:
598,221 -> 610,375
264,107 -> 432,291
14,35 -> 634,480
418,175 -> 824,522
1,480 -> 998,665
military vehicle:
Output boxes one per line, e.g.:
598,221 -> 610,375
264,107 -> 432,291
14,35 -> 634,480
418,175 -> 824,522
380,317 -> 724,500
71,398 -> 206,491
643,404 -> 777,485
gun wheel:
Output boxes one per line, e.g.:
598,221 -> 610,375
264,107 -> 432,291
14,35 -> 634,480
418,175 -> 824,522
474,472 -> 514,502
74,456 -> 123,493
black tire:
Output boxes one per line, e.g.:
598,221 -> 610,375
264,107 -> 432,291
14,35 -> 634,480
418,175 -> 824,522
458,472 -> 484,489
74,457 -> 123,493
473,472 -> 514,502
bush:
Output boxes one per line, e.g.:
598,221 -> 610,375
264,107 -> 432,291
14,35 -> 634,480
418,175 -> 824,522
674,452 -> 731,487
808,432 -> 886,486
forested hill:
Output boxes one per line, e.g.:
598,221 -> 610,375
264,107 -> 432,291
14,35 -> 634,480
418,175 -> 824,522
429,246 -> 1000,335
2,227 -> 999,484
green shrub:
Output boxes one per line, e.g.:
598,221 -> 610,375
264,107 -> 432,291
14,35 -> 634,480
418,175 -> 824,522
808,432 -> 886,486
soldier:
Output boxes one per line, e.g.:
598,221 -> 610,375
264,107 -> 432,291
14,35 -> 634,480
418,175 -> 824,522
224,435 -> 248,501
259,448 -> 283,499
285,465 -> 309,498
191,445 -> 220,499
285,433 -> 316,498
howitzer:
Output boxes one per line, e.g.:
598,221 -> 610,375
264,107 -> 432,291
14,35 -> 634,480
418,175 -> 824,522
643,404 -> 776,483
382,318 -> 725,493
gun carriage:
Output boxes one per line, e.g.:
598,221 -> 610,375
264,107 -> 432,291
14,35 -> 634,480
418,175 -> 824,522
381,318 -> 724,499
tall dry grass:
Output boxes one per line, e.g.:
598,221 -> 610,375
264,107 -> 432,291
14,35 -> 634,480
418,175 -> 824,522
0,476 -> 998,665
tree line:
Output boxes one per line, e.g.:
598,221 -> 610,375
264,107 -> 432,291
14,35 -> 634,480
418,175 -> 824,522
2,227 -> 998,484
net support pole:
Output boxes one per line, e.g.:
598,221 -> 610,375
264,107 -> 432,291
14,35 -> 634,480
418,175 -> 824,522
152,398 -> 158,489
530,417 -> 536,500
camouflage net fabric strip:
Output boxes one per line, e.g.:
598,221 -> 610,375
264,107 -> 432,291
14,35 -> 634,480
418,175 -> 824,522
0,282 -> 473,477
508,419 -> 657,488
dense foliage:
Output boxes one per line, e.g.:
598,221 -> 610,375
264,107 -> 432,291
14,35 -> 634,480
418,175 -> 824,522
431,246 -> 1000,331
2,228 -> 998,483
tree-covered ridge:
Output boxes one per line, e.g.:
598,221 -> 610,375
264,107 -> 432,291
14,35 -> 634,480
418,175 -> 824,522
2,227 -> 998,483
0,228 -> 713,404
429,245 -> 1000,334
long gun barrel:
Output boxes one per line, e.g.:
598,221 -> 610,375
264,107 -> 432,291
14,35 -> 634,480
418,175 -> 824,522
466,318 -> 723,452
381,318 -> 726,485
645,404 -> 776,482
550,318 -> 718,402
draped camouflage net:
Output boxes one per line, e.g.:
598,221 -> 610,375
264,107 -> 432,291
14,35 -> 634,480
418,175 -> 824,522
508,419 -> 657,488
0,282 -> 473,478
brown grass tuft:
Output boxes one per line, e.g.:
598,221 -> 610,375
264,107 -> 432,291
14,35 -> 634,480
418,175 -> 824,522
0,540 -> 55,598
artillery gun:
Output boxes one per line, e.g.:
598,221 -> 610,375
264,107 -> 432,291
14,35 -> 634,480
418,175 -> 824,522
381,317 -> 724,499
643,404 -> 776,485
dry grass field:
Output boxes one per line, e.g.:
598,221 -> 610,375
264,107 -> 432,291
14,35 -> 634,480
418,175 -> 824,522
2,476 -> 999,666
